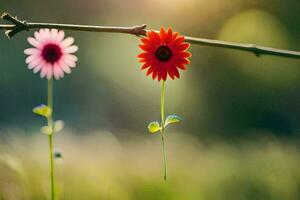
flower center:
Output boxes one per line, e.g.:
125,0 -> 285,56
155,45 -> 172,62
42,43 -> 63,63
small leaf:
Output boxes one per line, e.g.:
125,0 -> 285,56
40,126 -> 52,135
165,114 -> 182,127
54,120 -> 64,133
147,121 -> 161,133
33,104 -> 52,118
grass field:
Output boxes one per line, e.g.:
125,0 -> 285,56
0,130 -> 299,200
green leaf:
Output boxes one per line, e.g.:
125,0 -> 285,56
33,104 -> 52,118
40,126 -> 52,135
54,120 -> 64,133
165,114 -> 182,127
147,121 -> 161,133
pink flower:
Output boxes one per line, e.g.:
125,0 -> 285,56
24,29 -> 78,80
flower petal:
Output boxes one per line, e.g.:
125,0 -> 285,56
25,55 -> 37,64
160,27 -> 167,42
63,45 -> 78,54
40,64 -> 49,78
64,57 -> 76,68
148,31 -> 161,44
24,48 -> 40,55
137,52 -> 149,58
27,37 -> 41,48
173,67 -> 180,78
141,62 -> 151,70
46,65 -> 53,80
174,43 -> 190,51
50,29 -> 58,41
176,51 -> 192,58
177,64 -> 187,70
28,57 -> 43,69
53,64 -> 63,79
146,66 -> 155,76
61,37 -> 74,47
33,63 -> 43,73
64,54 -> 78,62
56,30 -> 65,43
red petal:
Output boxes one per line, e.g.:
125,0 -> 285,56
152,67 -> 159,80
158,74 -> 162,81
141,62 -> 151,70
139,44 -> 155,52
177,64 -> 187,70
165,28 -> 173,44
173,67 -> 180,78
180,58 -> 190,65
160,27 -> 167,42
137,52 -> 149,58
167,69 -> 175,79
175,58 -> 190,65
141,38 -> 151,45
174,43 -> 190,51
172,32 -> 179,42
138,58 -> 147,63
176,51 -> 192,58
148,31 -> 161,44
172,36 -> 185,46
162,68 -> 168,81
146,66 -> 155,76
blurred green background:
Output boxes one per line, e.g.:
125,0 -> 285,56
0,0 -> 300,199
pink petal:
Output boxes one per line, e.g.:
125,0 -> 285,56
43,29 -> 50,38
60,66 -> 64,78
50,29 -> 58,41
38,29 -> 47,42
33,64 -> 43,73
56,31 -> 65,43
27,37 -> 41,48
39,29 -> 51,43
64,54 -> 78,62
40,65 -> 48,78
61,37 -> 74,47
26,55 -> 38,64
34,31 -> 43,42
58,67 -> 64,78
46,65 -> 53,80
63,45 -> 78,54
28,57 -> 42,69
64,58 -> 76,68
53,64 -> 61,79
24,48 -> 40,55
61,63 -> 71,74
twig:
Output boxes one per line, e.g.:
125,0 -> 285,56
0,13 -> 147,38
1,12 -> 300,59
184,36 -> 300,59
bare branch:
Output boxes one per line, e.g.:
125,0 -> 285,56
184,36 -> 300,59
1,12 -> 300,59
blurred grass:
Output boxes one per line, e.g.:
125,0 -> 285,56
0,130 -> 300,200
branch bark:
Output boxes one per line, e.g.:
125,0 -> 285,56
1,12 -> 300,59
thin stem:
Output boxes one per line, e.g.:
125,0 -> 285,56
48,135 -> 55,200
47,79 -> 55,200
1,12 -> 300,59
160,81 -> 167,181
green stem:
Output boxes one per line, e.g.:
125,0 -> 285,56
160,81 -> 167,181
47,79 -> 55,200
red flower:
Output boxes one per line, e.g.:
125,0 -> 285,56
138,27 -> 191,81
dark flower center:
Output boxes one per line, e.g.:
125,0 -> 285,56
155,45 -> 172,62
42,43 -> 63,63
